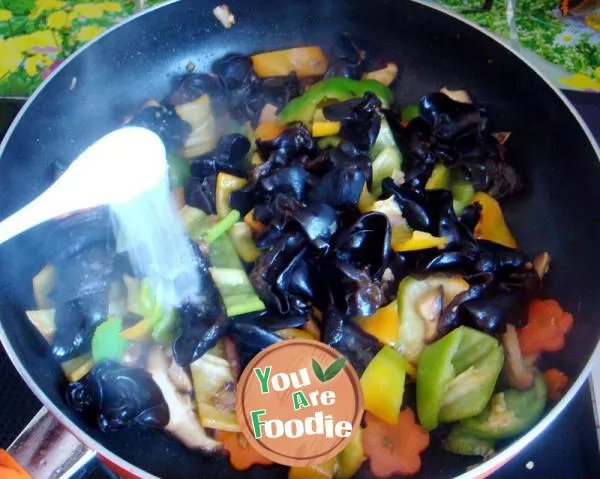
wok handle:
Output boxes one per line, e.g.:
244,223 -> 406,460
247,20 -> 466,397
7,408 -> 97,479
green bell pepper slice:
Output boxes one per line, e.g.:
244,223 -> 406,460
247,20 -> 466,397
439,344 -> 504,423
401,104 -> 420,122
443,425 -> 496,456
461,372 -> 547,440
152,309 -> 178,344
417,326 -> 504,431
91,316 -> 127,363
280,78 -> 394,124
167,151 -> 191,189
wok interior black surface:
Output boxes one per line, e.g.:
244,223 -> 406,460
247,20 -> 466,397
0,0 -> 599,477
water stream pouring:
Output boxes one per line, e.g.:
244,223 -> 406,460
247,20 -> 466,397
0,126 -> 199,307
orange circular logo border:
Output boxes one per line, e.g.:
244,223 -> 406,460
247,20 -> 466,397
236,339 -> 364,467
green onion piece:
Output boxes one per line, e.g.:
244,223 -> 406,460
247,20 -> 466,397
203,210 -> 241,244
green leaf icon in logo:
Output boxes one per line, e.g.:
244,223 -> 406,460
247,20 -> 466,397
312,358 -> 325,382
312,357 -> 347,382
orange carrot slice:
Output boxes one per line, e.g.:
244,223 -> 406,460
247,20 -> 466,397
362,409 -> 429,477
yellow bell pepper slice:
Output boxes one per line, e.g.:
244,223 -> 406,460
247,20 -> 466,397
289,458 -> 338,479
358,185 -> 376,214
335,428 -> 366,479
255,122 -> 285,141
252,46 -> 328,78
61,354 -> 95,383
357,300 -> 399,346
228,222 -> 261,263
471,192 -> 517,248
312,121 -> 341,137
216,172 -> 247,219
276,328 -> 319,340
191,352 -> 240,432
243,208 -> 267,235
120,317 -> 156,340
360,346 -> 407,424
250,152 -> 264,166
393,230 -> 449,252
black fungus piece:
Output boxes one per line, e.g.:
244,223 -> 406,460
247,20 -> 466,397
293,203 -> 338,253
308,166 -> 366,210
250,232 -> 308,315
260,166 -> 310,201
212,54 -> 256,90
52,295 -> 108,361
229,184 -> 260,216
398,94 -> 522,199
425,250 -> 475,272
235,311 -> 308,331
172,243 -> 231,366
333,212 -> 391,278
168,73 -> 225,107
190,134 -> 251,178
288,258 -> 330,309
474,240 -> 529,274
459,202 -> 482,232
438,282 -> 489,335
43,208 -> 114,265
420,93 -> 485,141
323,93 -> 382,152
437,258 -> 539,336
260,73 -> 301,111
302,143 -> 371,181
462,288 -> 529,334
51,246 -> 114,361
324,34 -> 367,80
382,180 -> 478,250
256,124 -> 318,166
321,306 -> 382,375
184,175 -> 217,214
173,303 -> 232,367
228,322 -> 282,366
328,261 -> 383,316
382,179 -> 431,231
128,104 -> 190,150
66,360 -> 169,431
381,254 -> 409,304
212,56 -> 301,125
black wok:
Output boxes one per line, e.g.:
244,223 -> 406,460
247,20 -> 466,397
0,0 -> 599,477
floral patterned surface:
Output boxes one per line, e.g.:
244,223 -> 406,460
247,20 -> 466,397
427,0 -> 599,91
0,0 -> 163,96
0,0 -> 598,96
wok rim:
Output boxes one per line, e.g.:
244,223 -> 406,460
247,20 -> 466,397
0,0 -> 598,477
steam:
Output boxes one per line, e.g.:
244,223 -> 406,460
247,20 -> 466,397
110,176 -> 199,309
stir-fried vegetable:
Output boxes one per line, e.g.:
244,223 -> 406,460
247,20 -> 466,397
356,300 -> 399,346
29,35 -> 577,473
91,317 -> 127,363
251,46 -> 328,77
336,428 -> 366,478
544,368 -> 569,401
518,299 -> 573,355
288,458 -> 338,479
396,275 -> 469,364
280,78 -> 393,124
362,409 -> 429,478
417,326 -> 504,430
216,431 -> 274,471
361,346 -> 407,424
471,192 -> 516,248
460,372 -> 547,439
443,425 -> 495,456
191,351 -> 240,431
